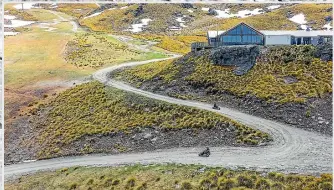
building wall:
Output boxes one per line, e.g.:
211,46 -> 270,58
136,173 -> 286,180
265,35 -> 291,45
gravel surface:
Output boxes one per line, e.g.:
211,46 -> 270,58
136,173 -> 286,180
5,54 -> 332,180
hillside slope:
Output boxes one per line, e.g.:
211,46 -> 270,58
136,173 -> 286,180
75,3 -> 332,35
113,44 -> 333,135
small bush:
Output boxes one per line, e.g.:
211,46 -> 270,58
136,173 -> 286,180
270,182 -> 285,190
236,175 -> 254,188
319,182 -> 333,190
86,178 -> 94,185
255,179 -> 270,190
69,183 -> 78,190
181,181 -> 193,190
218,178 -> 237,190
104,177 -> 113,187
125,177 -> 136,188
112,179 -> 120,186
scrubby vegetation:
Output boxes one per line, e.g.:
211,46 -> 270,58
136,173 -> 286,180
43,3 -> 99,18
6,164 -> 333,190
65,33 -> 166,68
116,45 -> 332,104
132,34 -> 207,54
77,3 -> 331,35
34,81 -> 270,159
4,4 -> 38,21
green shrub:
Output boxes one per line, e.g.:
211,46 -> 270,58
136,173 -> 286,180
319,182 -> 333,190
236,175 -> 254,188
125,177 -> 136,188
69,183 -> 78,190
255,179 -> 270,190
218,178 -> 237,190
270,182 -> 285,190
181,181 -> 193,190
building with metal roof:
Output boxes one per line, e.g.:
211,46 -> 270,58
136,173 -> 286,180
206,22 -> 333,47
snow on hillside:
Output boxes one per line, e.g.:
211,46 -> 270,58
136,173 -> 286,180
215,8 -> 263,19
127,18 -> 152,33
289,13 -> 309,30
267,5 -> 281,10
83,11 -> 103,19
323,22 -> 333,30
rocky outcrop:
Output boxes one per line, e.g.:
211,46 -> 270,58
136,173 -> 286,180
134,4 -> 144,17
314,42 -> 333,62
208,8 -> 218,16
209,45 -> 260,75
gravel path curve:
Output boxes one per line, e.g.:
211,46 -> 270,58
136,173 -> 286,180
5,53 -> 332,180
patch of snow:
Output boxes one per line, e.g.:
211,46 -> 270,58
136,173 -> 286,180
300,25 -> 308,30
4,32 -> 19,36
13,3 -> 39,10
4,20 -> 35,28
215,8 -> 264,19
4,15 -> 16,20
83,12 -> 103,19
176,17 -> 188,28
176,17 -> 185,23
215,9 -> 235,18
180,23 -> 187,27
323,22 -> 333,30
237,8 -> 263,18
108,8 -> 116,10
267,5 -> 281,10
127,18 -> 152,33
202,7 -> 209,11
188,9 -> 194,13
289,13 -> 307,25
120,6 -> 128,9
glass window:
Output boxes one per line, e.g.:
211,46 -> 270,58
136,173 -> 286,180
236,36 -> 241,42
236,27 -> 241,34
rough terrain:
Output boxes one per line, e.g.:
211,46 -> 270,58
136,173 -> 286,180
5,54 -> 332,180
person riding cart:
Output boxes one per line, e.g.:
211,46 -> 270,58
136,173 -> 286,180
199,147 -> 211,157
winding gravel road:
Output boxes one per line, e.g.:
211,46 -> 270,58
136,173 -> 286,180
5,54 -> 332,180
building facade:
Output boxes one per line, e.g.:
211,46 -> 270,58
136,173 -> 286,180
206,22 -> 333,47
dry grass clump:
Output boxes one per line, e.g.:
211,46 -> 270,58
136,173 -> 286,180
35,81 -> 269,159
6,164 -> 332,190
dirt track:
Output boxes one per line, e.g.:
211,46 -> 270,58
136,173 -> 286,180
5,54 -> 332,180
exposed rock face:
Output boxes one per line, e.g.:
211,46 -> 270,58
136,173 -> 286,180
314,42 -> 333,62
208,8 -> 218,16
209,45 -> 260,75
181,3 -> 194,9
134,4 -> 144,17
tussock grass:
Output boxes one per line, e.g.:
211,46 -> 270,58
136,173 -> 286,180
116,45 -> 332,104
65,33 -> 166,68
35,81 -> 269,159
6,164 -> 333,190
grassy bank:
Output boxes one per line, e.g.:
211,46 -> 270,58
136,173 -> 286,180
32,81 -> 270,159
115,45 -> 332,104
65,33 -> 166,68
6,164 -> 333,190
